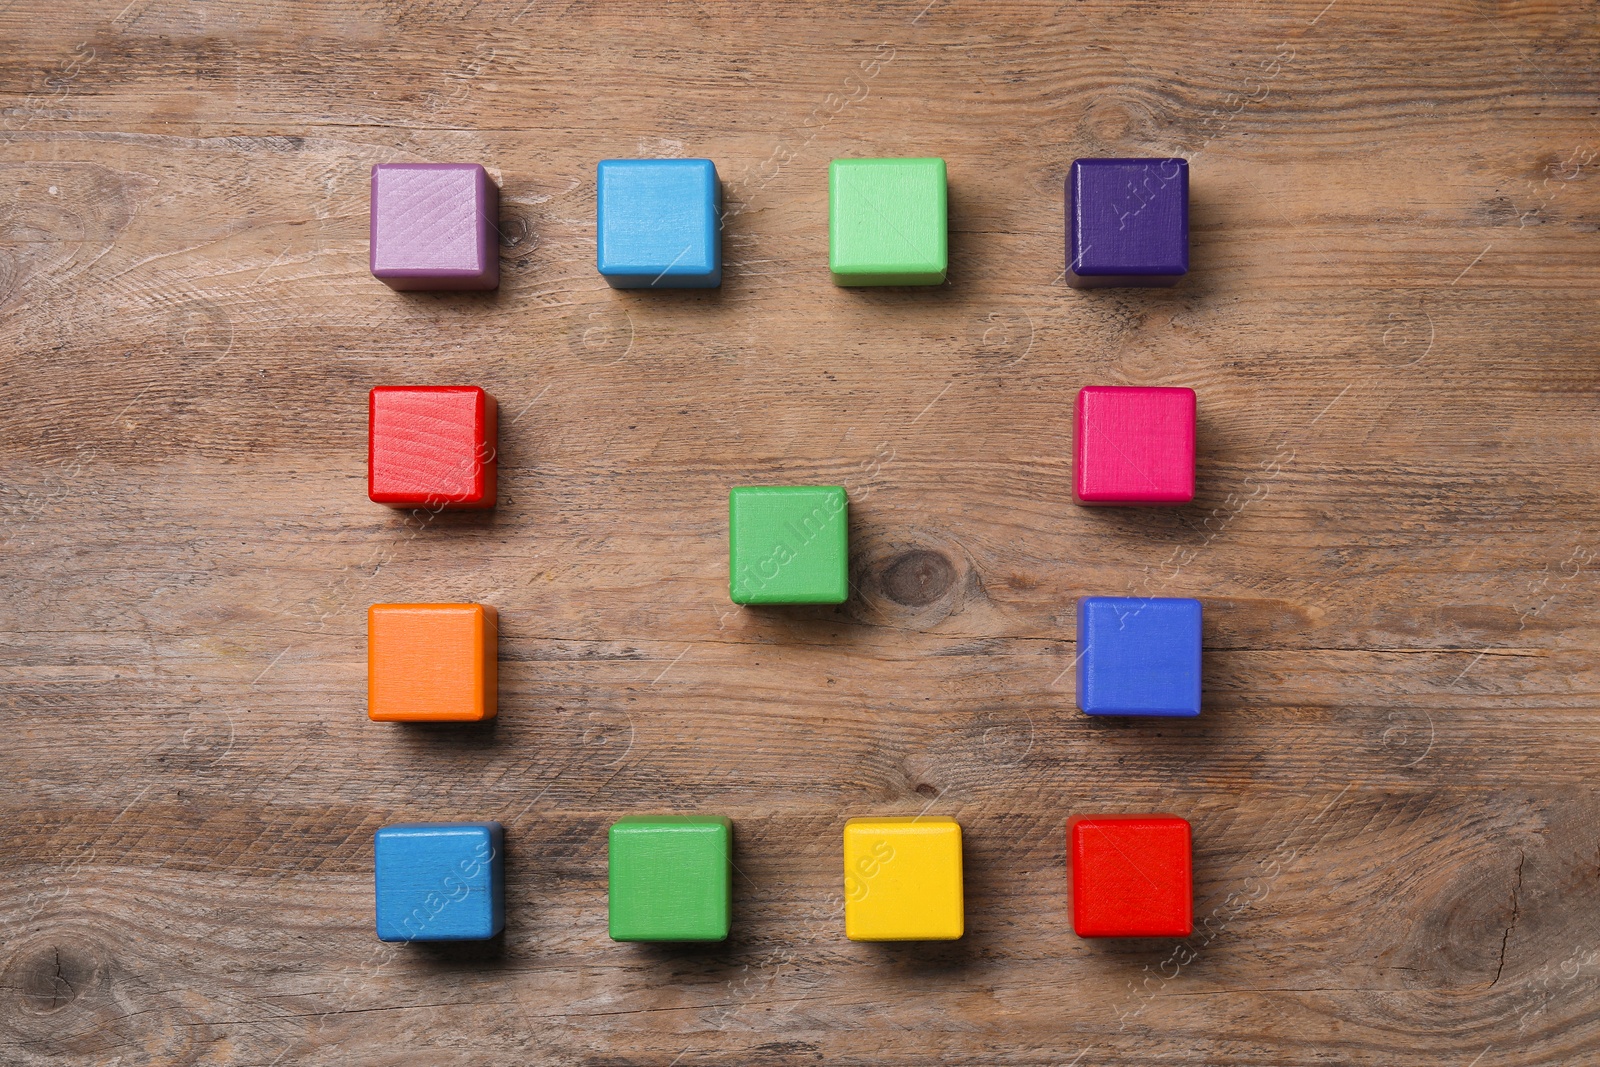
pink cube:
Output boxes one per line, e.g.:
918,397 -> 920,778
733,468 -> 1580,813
369,163 -> 499,291
1073,386 -> 1196,505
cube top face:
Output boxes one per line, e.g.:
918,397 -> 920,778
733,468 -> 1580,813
608,816 -> 733,942
1074,386 -> 1196,505
1076,596 -> 1202,717
829,158 -> 948,286
370,163 -> 499,291
1068,158 -> 1188,289
728,486 -> 849,605
375,822 -> 504,942
596,158 -> 721,288
368,603 -> 497,722
1068,815 -> 1192,938
368,386 -> 498,509
843,817 -> 964,941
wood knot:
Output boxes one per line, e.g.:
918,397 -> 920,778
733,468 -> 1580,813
5,940 -> 103,1016
880,550 -> 956,606
497,212 -> 534,250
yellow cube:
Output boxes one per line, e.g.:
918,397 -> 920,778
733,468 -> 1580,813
842,817 -> 964,941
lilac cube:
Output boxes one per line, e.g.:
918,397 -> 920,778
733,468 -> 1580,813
1067,158 -> 1188,289
370,163 -> 499,291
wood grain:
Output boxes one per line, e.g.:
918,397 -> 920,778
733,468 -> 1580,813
2,1 -> 1599,1063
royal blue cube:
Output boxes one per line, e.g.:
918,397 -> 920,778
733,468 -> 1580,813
1067,158 -> 1188,289
596,158 -> 721,288
1076,597 -> 1202,716
375,822 -> 504,942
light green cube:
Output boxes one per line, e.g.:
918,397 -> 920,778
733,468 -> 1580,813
828,157 -> 948,286
608,816 -> 732,942
728,485 -> 849,605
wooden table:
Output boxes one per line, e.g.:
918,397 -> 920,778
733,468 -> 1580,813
4,2 -> 1598,1063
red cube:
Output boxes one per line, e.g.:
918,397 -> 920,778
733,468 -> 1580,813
1073,386 -> 1196,505
368,386 -> 498,509
1068,814 -> 1193,937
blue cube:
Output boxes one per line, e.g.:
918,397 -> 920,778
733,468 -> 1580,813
374,822 -> 504,942
1076,597 -> 1202,716
596,158 -> 721,288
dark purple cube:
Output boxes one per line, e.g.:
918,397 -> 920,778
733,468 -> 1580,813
370,163 -> 500,291
1067,158 -> 1188,289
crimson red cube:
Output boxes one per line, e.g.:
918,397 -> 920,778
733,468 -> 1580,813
368,386 -> 498,509
1073,386 -> 1196,505
1068,814 -> 1193,937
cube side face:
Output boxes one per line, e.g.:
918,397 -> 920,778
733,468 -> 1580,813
596,159 -> 721,288
370,163 -> 499,291
479,604 -> 498,718
375,822 -> 504,941
608,817 -> 732,942
368,386 -> 497,509
1073,386 -> 1196,505
843,818 -> 964,941
480,392 -> 499,507
1068,815 -> 1192,938
368,603 -> 496,721
1076,597 -> 1202,717
829,158 -> 948,286
728,486 -> 849,604
1067,158 -> 1188,289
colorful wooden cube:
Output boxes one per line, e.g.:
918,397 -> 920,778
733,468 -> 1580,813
375,822 -> 504,941
368,603 -> 497,722
1076,596 -> 1202,717
1068,815 -> 1192,938
1067,157 -> 1188,288
728,486 -> 849,605
843,817 -> 963,941
368,386 -> 498,509
607,816 -> 733,942
596,158 -> 721,288
1073,385 -> 1195,505
828,158 -> 948,286
369,162 -> 499,291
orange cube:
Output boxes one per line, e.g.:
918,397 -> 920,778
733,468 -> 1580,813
368,603 -> 497,722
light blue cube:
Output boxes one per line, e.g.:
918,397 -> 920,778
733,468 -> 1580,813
596,158 -> 721,288
374,822 -> 504,942
1076,597 -> 1202,717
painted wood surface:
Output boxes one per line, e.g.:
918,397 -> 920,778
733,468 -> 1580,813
608,816 -> 733,943
1067,157 -> 1190,287
368,385 -> 498,508
1076,596 -> 1204,716
728,485 -> 850,604
828,157 -> 948,285
367,603 -> 497,721
374,821 -> 505,942
1068,814 -> 1194,938
1073,385 -> 1197,504
843,816 -> 965,941
596,158 -> 722,289
2,1 -> 1599,1064
370,162 -> 500,290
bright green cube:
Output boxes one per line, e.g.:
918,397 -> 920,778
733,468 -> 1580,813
608,816 -> 732,942
828,157 -> 948,286
728,485 -> 849,605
